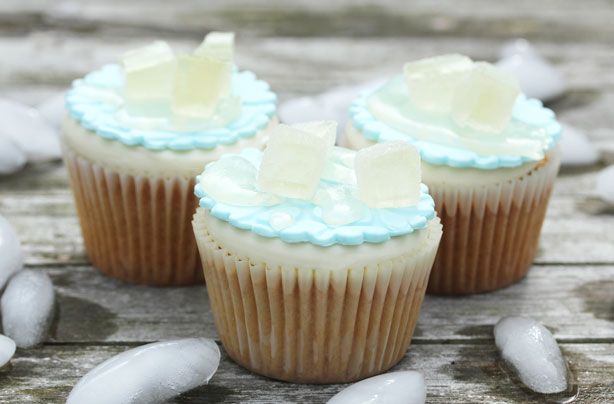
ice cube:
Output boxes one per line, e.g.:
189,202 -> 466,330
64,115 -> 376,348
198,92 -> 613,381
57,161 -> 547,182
37,91 -> 66,131
403,54 -> 473,114
0,99 -> 61,162
494,316 -> 568,394
0,135 -> 27,175
327,371 -> 426,404
355,141 -> 421,208
1,270 -> 55,348
0,335 -> 16,368
452,62 -> 520,134
314,186 -> 368,226
0,215 -> 23,289
559,124 -> 599,167
258,121 -> 337,200
122,41 -> 176,116
595,165 -> 614,204
200,156 -> 278,206
195,32 -> 235,61
496,53 -> 565,103
171,53 -> 232,125
66,338 -> 220,404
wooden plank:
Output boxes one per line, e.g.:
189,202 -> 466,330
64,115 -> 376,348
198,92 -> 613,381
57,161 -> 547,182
0,342 -> 611,403
2,0 -> 614,43
2,33 -> 614,93
39,264 -> 614,343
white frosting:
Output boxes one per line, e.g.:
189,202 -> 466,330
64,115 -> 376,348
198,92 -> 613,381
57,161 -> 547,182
62,116 -> 277,178
344,123 -> 553,185
199,208 -> 442,271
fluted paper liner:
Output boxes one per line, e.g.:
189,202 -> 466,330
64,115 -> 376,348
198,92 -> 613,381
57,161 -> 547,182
193,209 -> 442,384
63,145 -> 201,286
426,148 -> 561,295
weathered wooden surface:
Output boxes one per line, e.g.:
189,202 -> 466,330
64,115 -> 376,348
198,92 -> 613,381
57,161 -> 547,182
1,1 -> 613,403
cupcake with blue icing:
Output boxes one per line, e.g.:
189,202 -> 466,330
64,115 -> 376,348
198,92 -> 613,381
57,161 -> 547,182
62,32 -> 277,286
345,54 -> 561,294
192,121 -> 442,383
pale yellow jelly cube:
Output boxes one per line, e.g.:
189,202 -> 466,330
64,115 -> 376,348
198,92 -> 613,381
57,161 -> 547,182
194,32 -> 234,61
257,121 -> 337,200
171,54 -> 232,122
452,62 -> 520,134
355,141 -> 421,208
122,41 -> 176,115
403,54 -> 473,114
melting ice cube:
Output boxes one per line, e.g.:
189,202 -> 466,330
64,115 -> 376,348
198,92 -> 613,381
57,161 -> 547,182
403,54 -> 473,114
355,141 -> 421,208
66,338 -> 220,404
452,62 -> 520,134
122,41 -> 177,116
327,371 -> 426,404
595,165 -> 614,204
0,99 -> 61,163
314,186 -> 368,226
195,32 -> 235,61
201,155 -> 278,206
258,121 -> 337,200
559,124 -> 599,167
0,215 -> 23,290
1,270 -> 55,348
0,136 -> 27,175
494,316 -> 568,394
0,335 -> 15,368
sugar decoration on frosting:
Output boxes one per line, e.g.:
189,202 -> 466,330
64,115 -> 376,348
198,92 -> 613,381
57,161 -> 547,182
196,121 -> 435,246
121,32 -> 239,130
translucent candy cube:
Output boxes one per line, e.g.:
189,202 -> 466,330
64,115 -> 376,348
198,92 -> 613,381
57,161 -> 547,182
122,41 -> 176,116
195,32 -> 235,62
355,141 -> 421,208
403,54 -> 473,114
452,62 -> 520,134
171,54 -> 232,125
257,121 -> 337,200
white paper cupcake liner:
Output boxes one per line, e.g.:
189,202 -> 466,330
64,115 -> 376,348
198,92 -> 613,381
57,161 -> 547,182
63,145 -> 202,286
193,209 -> 442,383
426,147 -> 561,294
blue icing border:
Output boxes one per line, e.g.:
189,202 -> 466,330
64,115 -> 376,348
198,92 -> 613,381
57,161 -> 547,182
66,64 -> 277,151
194,148 -> 436,247
349,90 -> 561,170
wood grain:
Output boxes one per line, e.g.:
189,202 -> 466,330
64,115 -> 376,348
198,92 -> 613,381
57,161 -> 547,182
0,1 -> 613,402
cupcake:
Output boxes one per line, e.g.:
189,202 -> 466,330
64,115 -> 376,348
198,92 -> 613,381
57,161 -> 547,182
192,121 -> 442,383
345,54 -> 561,295
62,32 -> 277,286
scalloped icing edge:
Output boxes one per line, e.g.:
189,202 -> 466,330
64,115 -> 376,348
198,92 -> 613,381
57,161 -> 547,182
349,93 -> 562,170
66,64 -> 277,151
193,150 -> 437,247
